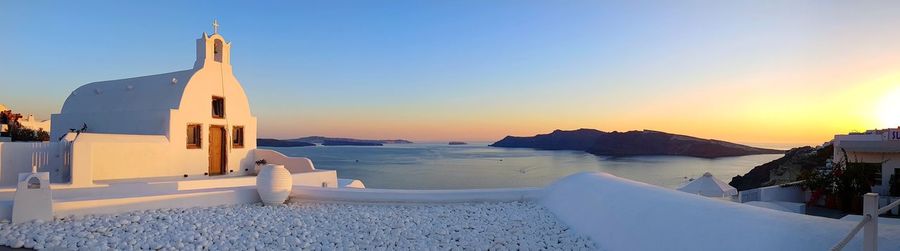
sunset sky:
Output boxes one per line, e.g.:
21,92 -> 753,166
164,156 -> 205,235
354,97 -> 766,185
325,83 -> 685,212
1,1 -> 899,148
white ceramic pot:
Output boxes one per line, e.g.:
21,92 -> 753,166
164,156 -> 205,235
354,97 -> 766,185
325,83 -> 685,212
256,164 -> 293,205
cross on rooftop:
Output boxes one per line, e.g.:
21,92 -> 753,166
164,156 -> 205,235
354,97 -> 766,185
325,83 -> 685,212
213,19 -> 219,34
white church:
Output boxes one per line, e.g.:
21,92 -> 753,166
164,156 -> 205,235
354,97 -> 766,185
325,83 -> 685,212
0,22 -> 359,222
50,21 -> 257,181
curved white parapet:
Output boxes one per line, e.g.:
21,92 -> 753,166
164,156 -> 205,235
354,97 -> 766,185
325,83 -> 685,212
291,186 -> 543,203
540,172 -> 900,251
253,149 -> 315,174
338,179 -> 366,189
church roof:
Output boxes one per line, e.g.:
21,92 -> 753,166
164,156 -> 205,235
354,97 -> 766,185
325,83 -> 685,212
60,70 -> 196,114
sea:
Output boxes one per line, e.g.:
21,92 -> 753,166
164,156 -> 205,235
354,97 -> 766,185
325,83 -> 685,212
264,143 -> 783,190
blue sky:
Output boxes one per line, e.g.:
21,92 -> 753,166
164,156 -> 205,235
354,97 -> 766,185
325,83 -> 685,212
2,1 -> 900,145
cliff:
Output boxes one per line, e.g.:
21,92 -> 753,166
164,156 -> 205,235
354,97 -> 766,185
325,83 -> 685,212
490,129 -> 606,151
728,144 -> 833,191
586,130 -> 783,158
491,129 -> 783,158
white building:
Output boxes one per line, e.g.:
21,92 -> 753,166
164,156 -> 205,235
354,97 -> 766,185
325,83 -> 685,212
0,22 -> 356,222
50,23 -> 257,181
833,127 -> 900,195
0,104 -> 50,136
16,114 -> 50,133
0,22 -> 345,190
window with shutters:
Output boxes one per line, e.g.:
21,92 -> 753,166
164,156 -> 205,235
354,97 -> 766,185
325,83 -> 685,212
212,96 -> 225,118
187,124 -> 202,149
232,126 -> 244,148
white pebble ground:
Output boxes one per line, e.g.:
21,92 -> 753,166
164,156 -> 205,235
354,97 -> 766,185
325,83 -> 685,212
0,200 -> 599,250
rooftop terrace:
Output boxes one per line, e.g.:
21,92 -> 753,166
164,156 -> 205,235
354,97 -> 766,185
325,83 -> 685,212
0,201 -> 597,250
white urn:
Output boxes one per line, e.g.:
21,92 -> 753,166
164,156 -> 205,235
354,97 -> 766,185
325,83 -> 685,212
256,164 -> 293,205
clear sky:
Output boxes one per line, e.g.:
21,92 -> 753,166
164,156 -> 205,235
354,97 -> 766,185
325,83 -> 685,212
1,1 -> 899,147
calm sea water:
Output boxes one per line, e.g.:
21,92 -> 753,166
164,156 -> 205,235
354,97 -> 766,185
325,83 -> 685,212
264,143 -> 781,190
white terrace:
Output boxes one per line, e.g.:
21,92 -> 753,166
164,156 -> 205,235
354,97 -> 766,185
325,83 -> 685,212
1,172 -> 899,250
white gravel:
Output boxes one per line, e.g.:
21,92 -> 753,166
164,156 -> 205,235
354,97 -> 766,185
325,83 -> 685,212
0,200 -> 599,250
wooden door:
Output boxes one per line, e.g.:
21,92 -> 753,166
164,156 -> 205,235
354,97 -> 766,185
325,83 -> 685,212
208,125 -> 226,175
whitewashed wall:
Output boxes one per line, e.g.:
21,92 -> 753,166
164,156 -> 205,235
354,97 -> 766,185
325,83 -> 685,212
0,142 -> 69,187
169,33 -> 257,175
64,133 -> 256,186
78,134 -> 173,182
737,182 -> 805,203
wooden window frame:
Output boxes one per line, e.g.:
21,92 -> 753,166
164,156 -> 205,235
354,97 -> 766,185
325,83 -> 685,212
212,96 -> 225,118
232,126 -> 244,148
186,124 -> 202,149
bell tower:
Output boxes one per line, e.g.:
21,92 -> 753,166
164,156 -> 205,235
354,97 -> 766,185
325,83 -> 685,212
194,19 -> 232,69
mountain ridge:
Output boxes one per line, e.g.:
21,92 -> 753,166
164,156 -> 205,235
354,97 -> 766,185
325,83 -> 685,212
491,129 -> 783,158
257,138 -> 315,147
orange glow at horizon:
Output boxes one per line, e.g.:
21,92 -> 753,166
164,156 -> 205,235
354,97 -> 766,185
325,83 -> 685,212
6,1 -> 900,152
257,69 -> 897,149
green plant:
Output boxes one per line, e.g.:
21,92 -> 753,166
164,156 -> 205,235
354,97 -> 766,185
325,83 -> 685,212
799,169 -> 830,191
831,148 -> 882,212
799,167 -> 837,206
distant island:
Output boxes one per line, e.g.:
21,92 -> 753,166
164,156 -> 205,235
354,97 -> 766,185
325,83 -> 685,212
257,136 -> 412,147
256,138 -> 315,147
322,140 -> 383,146
490,129 -> 783,158
290,136 -> 412,145
448,141 -> 468,145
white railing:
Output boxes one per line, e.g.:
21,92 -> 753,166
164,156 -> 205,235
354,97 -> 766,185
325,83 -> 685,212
831,193 -> 900,251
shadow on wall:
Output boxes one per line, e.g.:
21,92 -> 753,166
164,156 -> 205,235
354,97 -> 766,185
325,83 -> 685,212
0,142 -> 69,187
